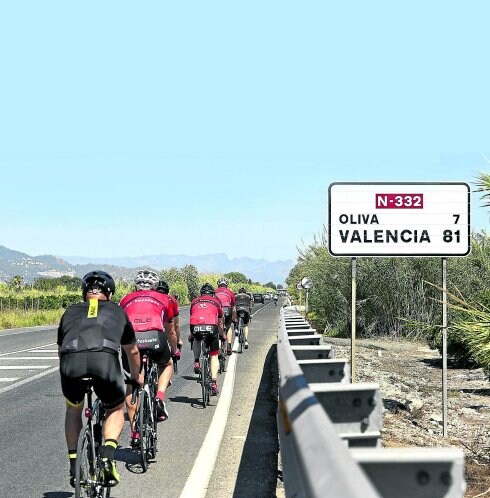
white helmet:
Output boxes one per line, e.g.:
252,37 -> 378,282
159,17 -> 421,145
134,269 -> 159,290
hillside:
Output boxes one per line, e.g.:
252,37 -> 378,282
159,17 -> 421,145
0,245 -> 293,284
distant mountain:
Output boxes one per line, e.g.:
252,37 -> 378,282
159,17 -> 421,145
0,245 -> 294,285
63,252 -> 294,284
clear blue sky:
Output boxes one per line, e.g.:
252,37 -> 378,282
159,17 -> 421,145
1,1 -> 489,263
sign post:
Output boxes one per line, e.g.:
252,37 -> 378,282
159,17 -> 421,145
300,277 -> 312,316
328,182 -> 470,434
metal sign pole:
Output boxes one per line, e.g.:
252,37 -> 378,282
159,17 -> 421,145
351,257 -> 357,383
442,257 -> 448,437
305,289 -> 309,316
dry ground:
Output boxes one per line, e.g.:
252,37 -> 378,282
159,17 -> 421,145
327,337 -> 490,498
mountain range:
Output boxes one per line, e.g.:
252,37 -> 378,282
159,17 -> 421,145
0,245 -> 294,285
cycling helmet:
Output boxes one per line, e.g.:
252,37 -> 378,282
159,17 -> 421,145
238,287 -> 246,293
156,280 -> 169,294
81,271 -> 115,299
200,283 -> 215,296
217,277 -> 228,287
134,269 -> 160,290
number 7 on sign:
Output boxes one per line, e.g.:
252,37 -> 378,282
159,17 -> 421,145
453,214 -> 460,224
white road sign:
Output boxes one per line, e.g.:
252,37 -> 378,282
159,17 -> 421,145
328,182 -> 470,256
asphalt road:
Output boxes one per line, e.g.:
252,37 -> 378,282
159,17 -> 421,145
0,300 -> 280,498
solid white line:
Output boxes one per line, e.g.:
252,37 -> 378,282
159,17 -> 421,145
0,366 -> 59,395
29,349 -> 59,353
0,365 -> 50,369
0,378 -> 19,382
0,343 -> 57,357
179,349 -> 238,498
0,357 -> 59,360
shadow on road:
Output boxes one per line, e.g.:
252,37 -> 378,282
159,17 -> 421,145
42,493 -> 73,498
233,344 -> 279,498
169,395 -> 213,409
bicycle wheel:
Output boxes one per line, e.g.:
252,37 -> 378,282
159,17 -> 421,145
205,358 -> 211,405
201,351 -> 208,408
138,389 -> 149,472
75,427 -> 95,498
238,318 -> 244,354
148,396 -> 158,460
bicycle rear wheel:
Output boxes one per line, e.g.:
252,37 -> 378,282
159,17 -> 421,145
75,427 -> 95,498
138,390 -> 149,472
238,317 -> 244,354
201,352 -> 208,408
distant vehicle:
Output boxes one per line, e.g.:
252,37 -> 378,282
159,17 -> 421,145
253,293 -> 265,304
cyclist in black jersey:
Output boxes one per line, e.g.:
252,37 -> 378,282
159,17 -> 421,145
57,271 -> 143,488
234,287 -> 253,349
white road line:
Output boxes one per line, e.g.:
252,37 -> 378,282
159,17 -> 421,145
29,349 -> 59,353
0,357 -> 59,360
0,366 -> 59,395
179,349 -> 238,498
0,378 -> 19,382
0,343 -> 57,357
0,326 -> 56,337
0,366 -> 50,369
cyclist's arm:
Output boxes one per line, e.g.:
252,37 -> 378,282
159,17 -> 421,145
165,320 -> 177,354
122,342 -> 143,386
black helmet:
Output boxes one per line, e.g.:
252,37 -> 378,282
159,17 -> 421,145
82,271 -> 115,299
156,280 -> 169,294
239,287 -> 246,293
200,283 -> 215,296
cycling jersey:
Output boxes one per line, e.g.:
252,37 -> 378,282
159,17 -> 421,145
120,290 -> 174,332
57,300 -> 136,408
167,294 -> 180,317
235,292 -> 252,310
189,295 -> 223,326
214,287 -> 236,308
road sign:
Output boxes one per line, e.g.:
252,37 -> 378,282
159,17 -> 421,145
328,182 -> 470,256
296,283 -> 302,290
301,277 -> 312,289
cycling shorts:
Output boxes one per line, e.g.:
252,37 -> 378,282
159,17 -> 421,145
121,330 -> 171,382
237,307 -> 251,325
222,307 -> 233,327
190,324 -> 220,352
60,351 -> 125,409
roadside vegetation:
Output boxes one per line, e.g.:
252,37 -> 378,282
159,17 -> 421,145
0,265 -> 275,330
287,172 -> 490,373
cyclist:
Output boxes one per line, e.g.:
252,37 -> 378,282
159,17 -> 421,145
214,277 -> 236,355
234,287 -> 253,349
119,269 -> 176,446
273,294 -> 278,306
189,283 -> 224,395
156,280 -> 183,352
57,271 -> 143,488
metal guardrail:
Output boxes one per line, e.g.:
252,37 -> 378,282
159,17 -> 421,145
277,307 -> 466,498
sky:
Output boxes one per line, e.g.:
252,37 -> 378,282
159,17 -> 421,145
1,1 -> 489,265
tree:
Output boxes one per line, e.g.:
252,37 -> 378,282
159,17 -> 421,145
8,275 -> 24,292
265,282 -> 276,289
181,264 -> 200,300
224,272 -> 248,284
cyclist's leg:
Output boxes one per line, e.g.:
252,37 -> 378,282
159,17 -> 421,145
121,348 -> 138,438
244,311 -> 251,347
207,332 -> 220,394
60,355 -> 87,481
192,335 -> 202,372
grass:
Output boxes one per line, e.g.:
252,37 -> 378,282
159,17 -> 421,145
0,309 -> 64,330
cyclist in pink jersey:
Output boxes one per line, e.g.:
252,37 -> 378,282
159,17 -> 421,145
157,280 -> 183,352
119,270 -> 176,445
214,277 -> 237,355
189,283 -> 224,395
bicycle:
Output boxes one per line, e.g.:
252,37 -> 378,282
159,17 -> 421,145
131,354 -> 158,472
198,337 -> 212,408
236,310 -> 246,354
74,377 -> 111,498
